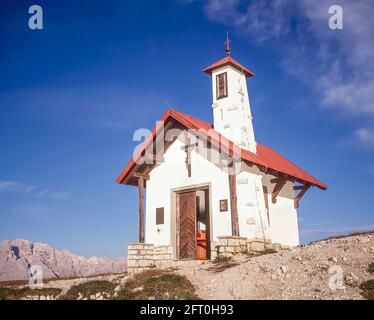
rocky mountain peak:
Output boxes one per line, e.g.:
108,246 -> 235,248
0,239 -> 127,281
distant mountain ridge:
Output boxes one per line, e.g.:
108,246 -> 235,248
0,239 -> 127,281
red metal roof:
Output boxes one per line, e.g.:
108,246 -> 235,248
202,56 -> 255,78
116,108 -> 327,190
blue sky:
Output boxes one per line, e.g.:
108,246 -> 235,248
0,0 -> 373,258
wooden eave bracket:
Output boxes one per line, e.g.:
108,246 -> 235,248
132,172 -> 150,181
293,184 -> 311,208
271,177 -> 287,204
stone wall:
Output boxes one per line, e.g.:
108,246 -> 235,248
127,243 -> 155,274
247,238 -> 273,253
211,236 -> 290,260
128,238 -> 292,273
127,243 -> 174,274
153,245 -> 174,269
212,236 -> 248,259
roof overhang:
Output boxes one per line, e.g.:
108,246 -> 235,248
115,108 -> 327,190
202,56 -> 255,78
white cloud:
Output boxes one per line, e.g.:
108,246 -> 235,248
0,181 -> 35,194
203,0 -> 374,146
205,0 -> 294,43
37,190 -> 71,200
298,0 -> 374,116
354,127 -> 374,146
0,180 -> 70,200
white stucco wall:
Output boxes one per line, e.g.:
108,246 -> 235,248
144,132 -> 299,248
145,134 -> 233,246
262,174 -> 300,246
236,166 -> 271,240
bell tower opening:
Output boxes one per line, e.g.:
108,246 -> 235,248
216,72 -> 228,100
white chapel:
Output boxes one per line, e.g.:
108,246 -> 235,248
116,39 -> 327,273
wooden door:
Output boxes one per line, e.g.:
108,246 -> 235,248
178,191 -> 196,260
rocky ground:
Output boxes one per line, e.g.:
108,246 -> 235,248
1,232 -> 373,300
178,232 -> 374,299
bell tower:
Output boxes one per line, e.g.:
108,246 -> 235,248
203,34 -> 257,153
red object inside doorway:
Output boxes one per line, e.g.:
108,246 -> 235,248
196,230 -> 207,260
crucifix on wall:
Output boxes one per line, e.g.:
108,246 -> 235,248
181,137 -> 198,177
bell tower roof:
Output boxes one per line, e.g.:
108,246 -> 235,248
202,56 -> 255,78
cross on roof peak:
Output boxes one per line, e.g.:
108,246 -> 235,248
224,32 -> 231,56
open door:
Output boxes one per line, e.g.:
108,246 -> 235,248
196,190 -> 209,260
178,191 -> 196,260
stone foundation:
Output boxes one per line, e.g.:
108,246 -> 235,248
211,236 -> 291,260
213,236 -> 248,259
127,243 -> 177,273
127,243 -> 156,274
153,245 -> 174,268
247,238 -> 272,253
128,238 -> 292,273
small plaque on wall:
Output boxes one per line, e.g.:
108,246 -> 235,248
156,207 -> 164,225
219,199 -> 228,212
